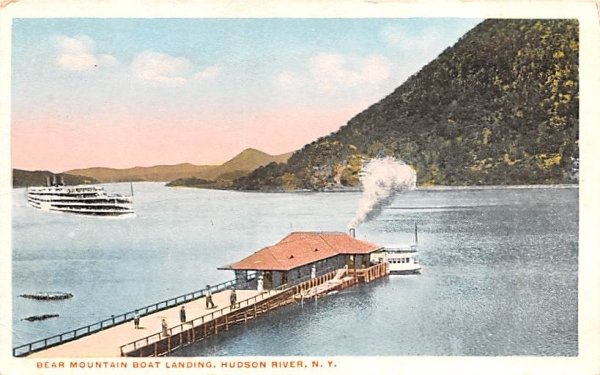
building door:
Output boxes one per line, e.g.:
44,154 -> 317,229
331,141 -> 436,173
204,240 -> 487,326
346,255 -> 355,269
263,271 -> 272,289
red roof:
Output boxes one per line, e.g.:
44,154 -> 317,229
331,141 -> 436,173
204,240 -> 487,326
220,232 -> 382,271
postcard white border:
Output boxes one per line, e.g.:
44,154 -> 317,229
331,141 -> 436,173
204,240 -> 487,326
1,1 -> 599,374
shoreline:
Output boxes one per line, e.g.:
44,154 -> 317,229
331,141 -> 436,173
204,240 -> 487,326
12,182 -> 579,192
251,183 -> 579,193
415,183 -> 578,191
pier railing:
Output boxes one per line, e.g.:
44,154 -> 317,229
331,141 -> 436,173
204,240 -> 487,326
120,284 -> 291,356
16,263 -> 389,357
348,262 -> 389,282
120,267 -> 348,357
12,278 -> 240,357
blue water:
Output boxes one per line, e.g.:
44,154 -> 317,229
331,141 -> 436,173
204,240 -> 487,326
12,184 -> 578,355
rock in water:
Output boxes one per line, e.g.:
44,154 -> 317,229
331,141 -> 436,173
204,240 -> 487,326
19,292 -> 73,301
23,314 -> 59,322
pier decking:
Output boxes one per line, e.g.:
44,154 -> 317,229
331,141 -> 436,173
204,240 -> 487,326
29,289 -> 269,357
120,265 -> 381,357
15,231 -> 393,358
19,263 -> 388,357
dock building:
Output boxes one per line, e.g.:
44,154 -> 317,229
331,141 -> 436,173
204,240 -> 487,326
219,231 -> 382,289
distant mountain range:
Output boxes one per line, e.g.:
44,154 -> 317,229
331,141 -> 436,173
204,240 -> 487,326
13,169 -> 98,188
233,19 -> 579,191
13,148 -> 292,188
24,148 -> 291,185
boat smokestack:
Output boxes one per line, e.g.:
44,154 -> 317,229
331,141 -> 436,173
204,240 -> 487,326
414,222 -> 418,245
349,228 -> 356,238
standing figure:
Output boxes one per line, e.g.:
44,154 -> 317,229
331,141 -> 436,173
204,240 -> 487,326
180,306 -> 186,323
257,275 -> 264,292
230,288 -> 237,309
311,265 -> 316,279
205,285 -> 216,309
161,318 -> 169,337
133,311 -> 140,329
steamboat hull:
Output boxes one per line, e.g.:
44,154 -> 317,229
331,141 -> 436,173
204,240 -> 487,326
26,185 -> 134,217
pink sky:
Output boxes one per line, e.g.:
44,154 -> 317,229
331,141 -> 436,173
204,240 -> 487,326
12,104 -> 365,172
11,19 -> 480,172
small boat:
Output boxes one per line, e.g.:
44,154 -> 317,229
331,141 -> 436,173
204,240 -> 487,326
370,223 -> 422,275
26,176 -> 134,217
370,245 -> 421,275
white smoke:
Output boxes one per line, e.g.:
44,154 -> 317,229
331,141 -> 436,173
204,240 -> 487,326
348,157 -> 417,229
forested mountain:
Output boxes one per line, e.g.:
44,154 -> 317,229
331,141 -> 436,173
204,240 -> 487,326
13,169 -> 97,188
233,19 -> 579,191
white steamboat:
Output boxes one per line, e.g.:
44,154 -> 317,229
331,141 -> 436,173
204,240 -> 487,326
370,224 -> 422,274
26,176 -> 134,217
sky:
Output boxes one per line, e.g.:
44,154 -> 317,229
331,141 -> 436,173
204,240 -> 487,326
11,18 -> 481,172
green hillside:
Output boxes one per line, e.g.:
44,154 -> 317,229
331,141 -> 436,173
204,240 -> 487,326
233,19 -> 579,191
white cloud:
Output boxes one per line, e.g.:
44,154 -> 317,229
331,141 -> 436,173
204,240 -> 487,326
54,35 -> 117,71
193,66 -> 223,81
310,53 -> 392,91
131,51 -> 192,86
131,51 -> 222,86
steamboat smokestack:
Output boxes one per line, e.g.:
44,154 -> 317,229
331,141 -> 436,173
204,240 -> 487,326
414,222 -> 418,245
349,228 -> 356,238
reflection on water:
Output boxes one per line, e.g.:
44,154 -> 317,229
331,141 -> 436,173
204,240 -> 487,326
12,184 -> 578,355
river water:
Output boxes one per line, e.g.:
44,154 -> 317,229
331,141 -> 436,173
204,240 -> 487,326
12,183 -> 578,356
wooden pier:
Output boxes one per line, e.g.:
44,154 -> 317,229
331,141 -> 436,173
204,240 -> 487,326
28,289 -> 267,358
121,263 -> 388,357
19,263 -> 388,358
14,231 -> 392,358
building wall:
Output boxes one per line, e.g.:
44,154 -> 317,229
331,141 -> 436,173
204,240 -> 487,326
283,255 -> 348,286
235,252 -> 375,290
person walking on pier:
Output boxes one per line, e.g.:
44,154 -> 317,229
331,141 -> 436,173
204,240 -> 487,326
180,306 -> 187,324
161,318 -> 169,337
230,288 -> 238,309
205,285 -> 216,309
133,311 -> 140,329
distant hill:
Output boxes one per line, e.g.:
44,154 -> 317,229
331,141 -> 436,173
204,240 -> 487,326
65,148 -> 293,184
66,163 -> 215,183
167,149 -> 292,189
13,169 -> 98,188
218,148 -> 291,176
233,19 -> 579,191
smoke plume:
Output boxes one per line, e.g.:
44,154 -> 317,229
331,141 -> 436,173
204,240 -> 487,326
348,157 -> 417,229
